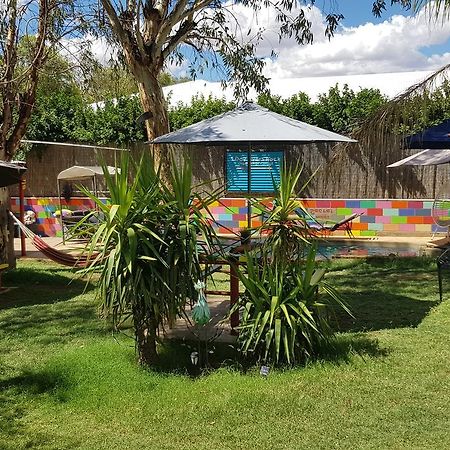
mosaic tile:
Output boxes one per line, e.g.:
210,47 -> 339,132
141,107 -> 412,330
336,207 -> 353,215
10,196 -> 446,238
383,208 -> 399,216
360,200 -> 376,208
376,201 -> 392,208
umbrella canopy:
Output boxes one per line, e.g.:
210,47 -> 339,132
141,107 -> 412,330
0,161 -> 27,188
151,102 -> 357,145
387,149 -> 450,167
406,119 -> 450,150
57,165 -> 118,180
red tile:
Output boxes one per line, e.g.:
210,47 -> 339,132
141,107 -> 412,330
367,208 -> 383,216
330,200 -> 345,208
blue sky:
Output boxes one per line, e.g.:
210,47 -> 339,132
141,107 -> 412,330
337,0 -> 409,25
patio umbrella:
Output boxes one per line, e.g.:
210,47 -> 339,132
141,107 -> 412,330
387,149 -> 450,167
0,161 -> 27,188
151,102 -> 356,227
152,102 -> 356,145
405,118 -> 450,149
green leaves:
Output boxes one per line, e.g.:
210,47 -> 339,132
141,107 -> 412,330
78,151 -> 219,364
236,236 -> 350,365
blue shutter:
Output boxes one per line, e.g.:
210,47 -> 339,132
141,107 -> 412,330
227,152 -> 248,192
250,152 -> 283,193
226,150 -> 283,193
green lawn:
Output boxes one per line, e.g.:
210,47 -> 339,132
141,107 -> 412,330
1,257 -> 450,449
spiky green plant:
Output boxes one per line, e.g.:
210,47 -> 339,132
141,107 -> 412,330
79,152 -> 220,365
236,244 -> 350,365
252,163 -> 317,265
235,164 -> 350,365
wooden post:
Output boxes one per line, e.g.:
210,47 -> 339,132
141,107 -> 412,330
19,176 -> 26,257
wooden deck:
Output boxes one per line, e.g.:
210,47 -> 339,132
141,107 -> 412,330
164,296 -> 237,343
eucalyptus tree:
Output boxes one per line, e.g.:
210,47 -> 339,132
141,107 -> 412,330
95,0 -> 345,172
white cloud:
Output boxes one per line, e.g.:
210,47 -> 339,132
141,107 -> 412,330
243,4 -> 450,78
62,2 -> 450,81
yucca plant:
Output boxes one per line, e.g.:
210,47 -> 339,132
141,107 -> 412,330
79,152 -> 220,365
236,244 -> 350,365
235,163 -> 350,365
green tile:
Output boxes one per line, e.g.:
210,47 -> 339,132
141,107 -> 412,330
360,200 -> 376,208
391,216 -> 407,224
384,208 -> 399,216
360,230 -> 378,236
336,207 -> 353,215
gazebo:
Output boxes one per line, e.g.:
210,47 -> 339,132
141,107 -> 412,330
152,102 -> 356,227
57,165 -> 118,243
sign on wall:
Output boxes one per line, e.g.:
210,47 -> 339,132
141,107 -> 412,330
226,150 -> 283,193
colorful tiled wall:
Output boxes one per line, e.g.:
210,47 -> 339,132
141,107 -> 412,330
10,197 -> 98,237
10,197 -> 450,237
207,198 -> 448,237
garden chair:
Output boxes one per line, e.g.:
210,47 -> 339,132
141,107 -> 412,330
294,208 -> 362,237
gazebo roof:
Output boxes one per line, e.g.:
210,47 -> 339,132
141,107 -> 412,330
151,102 -> 357,145
0,161 -> 27,188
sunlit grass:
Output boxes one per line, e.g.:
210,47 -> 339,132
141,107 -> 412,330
1,257 -> 449,449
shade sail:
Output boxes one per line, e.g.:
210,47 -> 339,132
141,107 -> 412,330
0,161 -> 26,187
57,166 -> 118,180
406,119 -> 450,149
387,149 -> 450,167
151,102 -> 357,145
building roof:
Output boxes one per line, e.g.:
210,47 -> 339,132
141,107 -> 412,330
163,70 -> 433,106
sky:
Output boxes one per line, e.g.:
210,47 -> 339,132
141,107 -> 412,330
196,0 -> 450,81
79,1 -> 450,81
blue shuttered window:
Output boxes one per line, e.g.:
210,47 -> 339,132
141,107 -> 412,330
226,150 -> 283,193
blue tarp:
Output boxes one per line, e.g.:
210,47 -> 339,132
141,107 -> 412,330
407,119 -> 450,149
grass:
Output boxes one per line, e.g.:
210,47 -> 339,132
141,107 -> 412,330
1,256 -> 450,449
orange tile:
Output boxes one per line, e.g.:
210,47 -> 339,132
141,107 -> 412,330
407,216 -> 424,224
391,200 -> 408,208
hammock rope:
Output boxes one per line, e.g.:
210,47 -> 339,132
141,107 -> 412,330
9,212 -> 93,268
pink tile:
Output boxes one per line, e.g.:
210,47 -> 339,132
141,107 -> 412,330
399,224 -> 416,232
375,216 -> 391,224
376,200 -> 392,208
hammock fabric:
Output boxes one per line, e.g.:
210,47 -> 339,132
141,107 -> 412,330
9,212 -> 93,268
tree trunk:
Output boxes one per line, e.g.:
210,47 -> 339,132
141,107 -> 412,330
131,65 -> 172,184
133,307 -> 159,366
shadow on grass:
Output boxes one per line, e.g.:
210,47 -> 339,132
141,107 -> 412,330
0,368 -> 70,446
326,257 -> 440,332
1,265 -> 95,310
332,293 -> 439,332
150,332 -> 388,376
